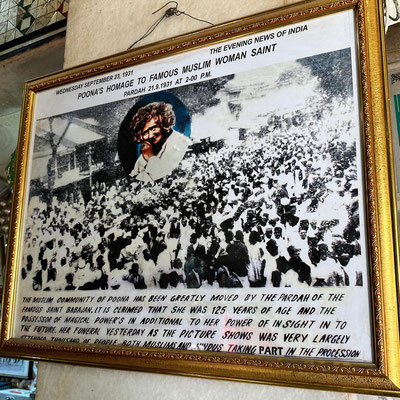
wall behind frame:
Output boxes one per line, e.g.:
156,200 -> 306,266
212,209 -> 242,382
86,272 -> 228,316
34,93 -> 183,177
35,1 -> 395,399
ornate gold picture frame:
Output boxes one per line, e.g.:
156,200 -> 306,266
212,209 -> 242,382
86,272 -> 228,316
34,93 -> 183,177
1,0 -> 399,395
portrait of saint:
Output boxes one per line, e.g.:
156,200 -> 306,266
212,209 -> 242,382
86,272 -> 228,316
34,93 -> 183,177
129,102 -> 191,182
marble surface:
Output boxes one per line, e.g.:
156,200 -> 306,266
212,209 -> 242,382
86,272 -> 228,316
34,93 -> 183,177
37,362 -> 352,400
64,0 -> 298,68
0,36 -> 64,179
37,362 -> 399,400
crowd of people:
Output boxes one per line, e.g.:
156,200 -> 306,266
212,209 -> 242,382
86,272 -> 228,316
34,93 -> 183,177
21,98 -> 363,291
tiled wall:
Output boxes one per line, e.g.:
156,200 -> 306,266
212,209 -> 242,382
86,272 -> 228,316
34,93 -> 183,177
0,0 -> 68,46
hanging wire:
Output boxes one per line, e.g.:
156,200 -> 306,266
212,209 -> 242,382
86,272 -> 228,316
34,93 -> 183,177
128,1 -> 213,50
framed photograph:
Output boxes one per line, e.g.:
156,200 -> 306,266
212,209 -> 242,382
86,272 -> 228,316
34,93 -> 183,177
0,359 -> 31,379
389,67 -> 400,195
2,0 -> 399,395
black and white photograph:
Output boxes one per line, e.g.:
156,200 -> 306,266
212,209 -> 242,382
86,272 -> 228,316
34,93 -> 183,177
21,48 -> 363,292
4,1 -> 400,390
7,8 -> 376,364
